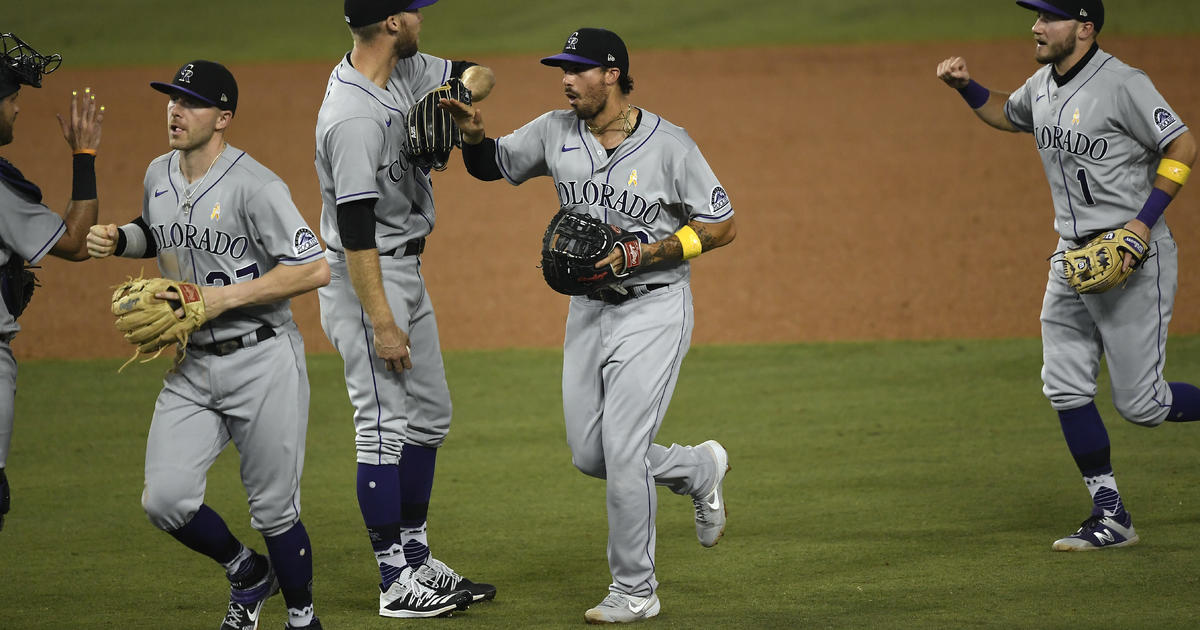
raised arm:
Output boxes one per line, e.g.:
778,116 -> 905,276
936,56 -> 1020,133
48,88 -> 104,261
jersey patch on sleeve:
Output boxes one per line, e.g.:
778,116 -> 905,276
710,186 -> 730,213
293,227 -> 319,257
1153,107 -> 1177,132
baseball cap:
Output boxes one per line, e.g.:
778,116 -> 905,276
150,60 -> 238,112
344,0 -> 439,28
1017,0 -> 1104,32
540,28 -> 629,78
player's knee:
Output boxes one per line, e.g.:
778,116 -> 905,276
1113,394 -> 1168,428
141,483 -> 200,531
571,452 -> 606,479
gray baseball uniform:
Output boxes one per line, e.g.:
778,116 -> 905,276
1004,46 -> 1188,424
314,52 -> 453,462
492,108 -> 732,596
136,144 -> 323,536
0,176 -> 66,470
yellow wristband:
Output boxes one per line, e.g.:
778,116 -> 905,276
1158,158 -> 1191,186
73,149 -> 97,156
675,225 -> 702,260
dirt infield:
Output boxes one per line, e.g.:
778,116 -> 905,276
3,38 -> 1198,360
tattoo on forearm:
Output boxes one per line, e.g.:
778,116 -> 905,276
643,236 -> 681,267
693,223 -> 721,251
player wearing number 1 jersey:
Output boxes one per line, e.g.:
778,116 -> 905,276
86,60 -> 329,629
937,0 -> 1200,552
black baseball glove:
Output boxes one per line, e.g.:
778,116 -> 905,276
406,78 -> 472,171
540,209 -> 642,295
0,256 -> 38,319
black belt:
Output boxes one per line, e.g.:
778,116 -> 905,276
589,284 -> 667,305
379,238 -> 426,258
190,325 -> 276,356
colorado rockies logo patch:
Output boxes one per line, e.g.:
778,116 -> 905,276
179,64 -> 194,84
1153,107 -> 1176,132
293,227 -> 319,257
710,186 -> 730,213
565,32 -> 579,50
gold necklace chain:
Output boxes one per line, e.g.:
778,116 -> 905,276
183,143 -> 226,212
587,104 -> 635,137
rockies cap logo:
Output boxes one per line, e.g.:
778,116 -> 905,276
179,64 -> 194,84
565,32 -> 579,50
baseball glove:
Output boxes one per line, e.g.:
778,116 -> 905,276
540,208 -> 642,295
407,77 -> 472,171
111,277 -> 207,365
0,256 -> 38,319
1060,228 -> 1149,294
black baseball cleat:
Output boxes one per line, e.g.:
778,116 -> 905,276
420,557 -> 497,602
0,468 -> 9,532
284,617 -> 322,629
379,565 -> 472,618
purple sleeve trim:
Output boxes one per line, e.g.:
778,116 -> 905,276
336,191 -> 379,202
1135,187 -> 1173,228
693,207 -> 734,223
1158,124 -> 1188,150
494,138 -> 518,184
279,250 -> 325,264
957,79 -> 990,109
30,220 -> 67,263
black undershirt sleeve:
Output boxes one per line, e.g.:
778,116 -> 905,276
336,198 -> 378,250
462,138 -> 503,181
450,60 -> 477,80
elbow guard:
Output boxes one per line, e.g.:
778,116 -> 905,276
337,198 -> 378,250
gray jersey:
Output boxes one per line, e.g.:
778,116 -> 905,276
0,179 -> 66,335
142,144 -> 323,345
493,109 -> 733,287
1005,47 -> 1188,241
314,52 -> 452,252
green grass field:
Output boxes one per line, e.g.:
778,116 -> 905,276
3,339 -> 1200,628
7,0 -> 1200,65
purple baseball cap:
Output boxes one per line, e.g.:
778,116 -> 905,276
345,0 -> 439,28
150,60 -> 238,112
1016,0 -> 1104,32
540,28 -> 629,78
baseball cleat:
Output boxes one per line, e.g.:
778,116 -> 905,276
584,591 -> 661,624
0,468 -> 9,532
379,564 -> 472,618
693,440 -> 729,547
221,553 -> 280,630
284,617 -> 322,629
419,557 -> 497,602
1052,513 -> 1139,551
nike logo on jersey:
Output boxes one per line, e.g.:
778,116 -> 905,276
154,189 -> 168,197
1036,93 -> 1047,102
561,145 -> 580,152
386,117 -> 392,127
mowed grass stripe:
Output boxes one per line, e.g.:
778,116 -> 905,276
3,337 -> 1200,628
7,1 -> 1200,67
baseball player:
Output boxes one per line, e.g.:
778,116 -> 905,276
314,0 -> 496,618
85,60 -> 330,629
443,27 -> 736,623
0,33 -> 103,533
937,0 -> 1200,551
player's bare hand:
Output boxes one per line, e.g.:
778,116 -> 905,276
373,325 -> 412,372
1121,218 -> 1152,272
596,244 -> 640,275
152,290 -> 189,319
86,224 -> 118,258
936,57 -> 971,89
439,98 -> 485,145
57,87 -> 104,153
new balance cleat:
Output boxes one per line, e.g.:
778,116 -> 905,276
379,565 -> 472,618
584,591 -> 661,624
221,554 -> 280,630
1052,513 -> 1139,551
420,557 -> 497,602
693,440 -> 729,547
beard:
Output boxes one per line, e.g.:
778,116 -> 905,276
394,24 -> 419,59
1036,33 -> 1078,65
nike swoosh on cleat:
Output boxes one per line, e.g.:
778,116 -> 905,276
627,599 -> 650,614
705,488 -> 721,510
561,145 -> 580,152
154,189 -> 168,197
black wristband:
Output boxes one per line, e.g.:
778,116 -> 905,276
115,228 -> 128,256
71,153 -> 97,200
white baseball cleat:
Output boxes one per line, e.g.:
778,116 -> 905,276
693,440 -> 729,547
584,591 -> 661,624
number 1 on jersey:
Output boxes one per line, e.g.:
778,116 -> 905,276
1075,168 -> 1097,206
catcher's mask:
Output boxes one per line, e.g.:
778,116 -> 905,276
0,33 -> 61,100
